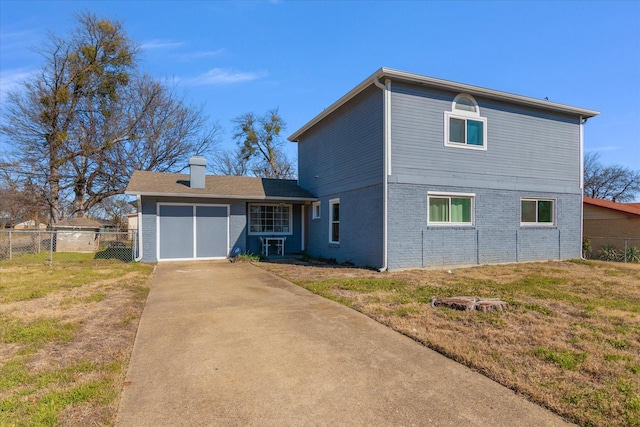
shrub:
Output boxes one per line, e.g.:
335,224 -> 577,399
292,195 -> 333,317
624,246 -> 640,263
599,245 -> 621,262
582,237 -> 592,257
234,252 -> 264,262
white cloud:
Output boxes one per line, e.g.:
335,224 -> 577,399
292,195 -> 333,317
189,68 -> 266,85
180,48 -> 225,60
140,40 -> 185,50
586,146 -> 618,153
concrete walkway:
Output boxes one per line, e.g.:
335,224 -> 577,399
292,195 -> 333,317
116,262 -> 571,426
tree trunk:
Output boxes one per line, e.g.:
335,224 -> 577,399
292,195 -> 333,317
48,155 -> 62,224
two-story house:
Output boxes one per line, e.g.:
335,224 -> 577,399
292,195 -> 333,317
289,68 -> 599,270
126,68 -> 598,269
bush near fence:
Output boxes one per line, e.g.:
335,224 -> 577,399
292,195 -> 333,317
584,236 -> 640,263
0,230 -> 137,266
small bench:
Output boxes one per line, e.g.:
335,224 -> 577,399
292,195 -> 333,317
260,237 -> 286,257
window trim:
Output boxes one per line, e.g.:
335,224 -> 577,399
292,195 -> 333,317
444,93 -> 487,151
312,201 -> 321,220
520,198 -> 556,226
329,198 -> 340,244
427,192 -> 475,226
247,203 -> 293,235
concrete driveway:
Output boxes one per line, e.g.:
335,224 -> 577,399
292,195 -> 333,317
116,262 -> 571,426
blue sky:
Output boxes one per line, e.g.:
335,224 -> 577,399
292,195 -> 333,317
1,0 -> 639,174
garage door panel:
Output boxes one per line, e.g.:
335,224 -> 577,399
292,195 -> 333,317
159,205 -> 194,259
196,206 -> 228,258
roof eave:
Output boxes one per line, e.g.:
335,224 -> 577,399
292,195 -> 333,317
288,67 -> 600,142
124,190 -> 316,202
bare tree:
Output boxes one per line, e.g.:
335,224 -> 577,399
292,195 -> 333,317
584,152 -> 640,202
87,195 -> 133,229
0,12 -> 219,222
212,147 -> 250,176
0,171 -> 49,227
233,108 -> 295,179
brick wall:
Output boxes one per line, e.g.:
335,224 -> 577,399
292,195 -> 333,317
387,183 -> 582,270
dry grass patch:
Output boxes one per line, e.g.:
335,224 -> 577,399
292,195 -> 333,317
0,255 -> 153,426
260,259 -> 640,427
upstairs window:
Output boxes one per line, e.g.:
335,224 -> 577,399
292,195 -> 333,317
444,94 -> 487,150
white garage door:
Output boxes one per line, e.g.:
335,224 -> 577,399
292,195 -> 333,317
157,204 -> 229,261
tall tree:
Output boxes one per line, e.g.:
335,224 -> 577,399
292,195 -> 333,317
233,108 -> 295,179
583,153 -> 640,202
0,12 -> 219,222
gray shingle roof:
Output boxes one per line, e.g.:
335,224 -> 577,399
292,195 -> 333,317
54,217 -> 109,229
125,171 -> 316,201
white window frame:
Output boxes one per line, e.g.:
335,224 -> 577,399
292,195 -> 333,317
520,198 -> 556,226
427,192 -> 475,226
312,201 -> 321,220
248,203 -> 293,235
329,198 -> 340,244
444,93 -> 488,151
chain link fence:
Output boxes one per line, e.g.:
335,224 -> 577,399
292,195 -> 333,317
584,236 -> 640,263
0,229 -> 138,266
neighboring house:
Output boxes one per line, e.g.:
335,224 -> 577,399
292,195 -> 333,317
53,217 -> 105,252
288,68 -> 598,269
583,196 -> 640,250
125,158 -> 315,262
13,220 -> 47,230
127,213 -> 138,238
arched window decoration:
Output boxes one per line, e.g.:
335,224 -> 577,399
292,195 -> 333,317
444,93 -> 487,150
453,94 -> 478,114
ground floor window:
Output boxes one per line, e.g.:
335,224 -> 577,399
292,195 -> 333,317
329,198 -> 340,243
428,192 -> 474,225
249,204 -> 292,234
312,201 -> 321,219
521,198 -> 555,225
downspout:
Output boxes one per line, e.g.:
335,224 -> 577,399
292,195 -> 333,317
579,115 -> 586,260
135,194 -> 143,262
374,77 -> 391,271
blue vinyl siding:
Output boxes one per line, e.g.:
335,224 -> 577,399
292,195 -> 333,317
390,83 -> 581,194
296,85 -> 385,265
306,185 -> 384,267
385,81 -> 583,269
298,86 -> 384,195
296,80 -> 584,269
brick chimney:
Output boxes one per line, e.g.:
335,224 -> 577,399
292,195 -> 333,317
189,156 -> 206,189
